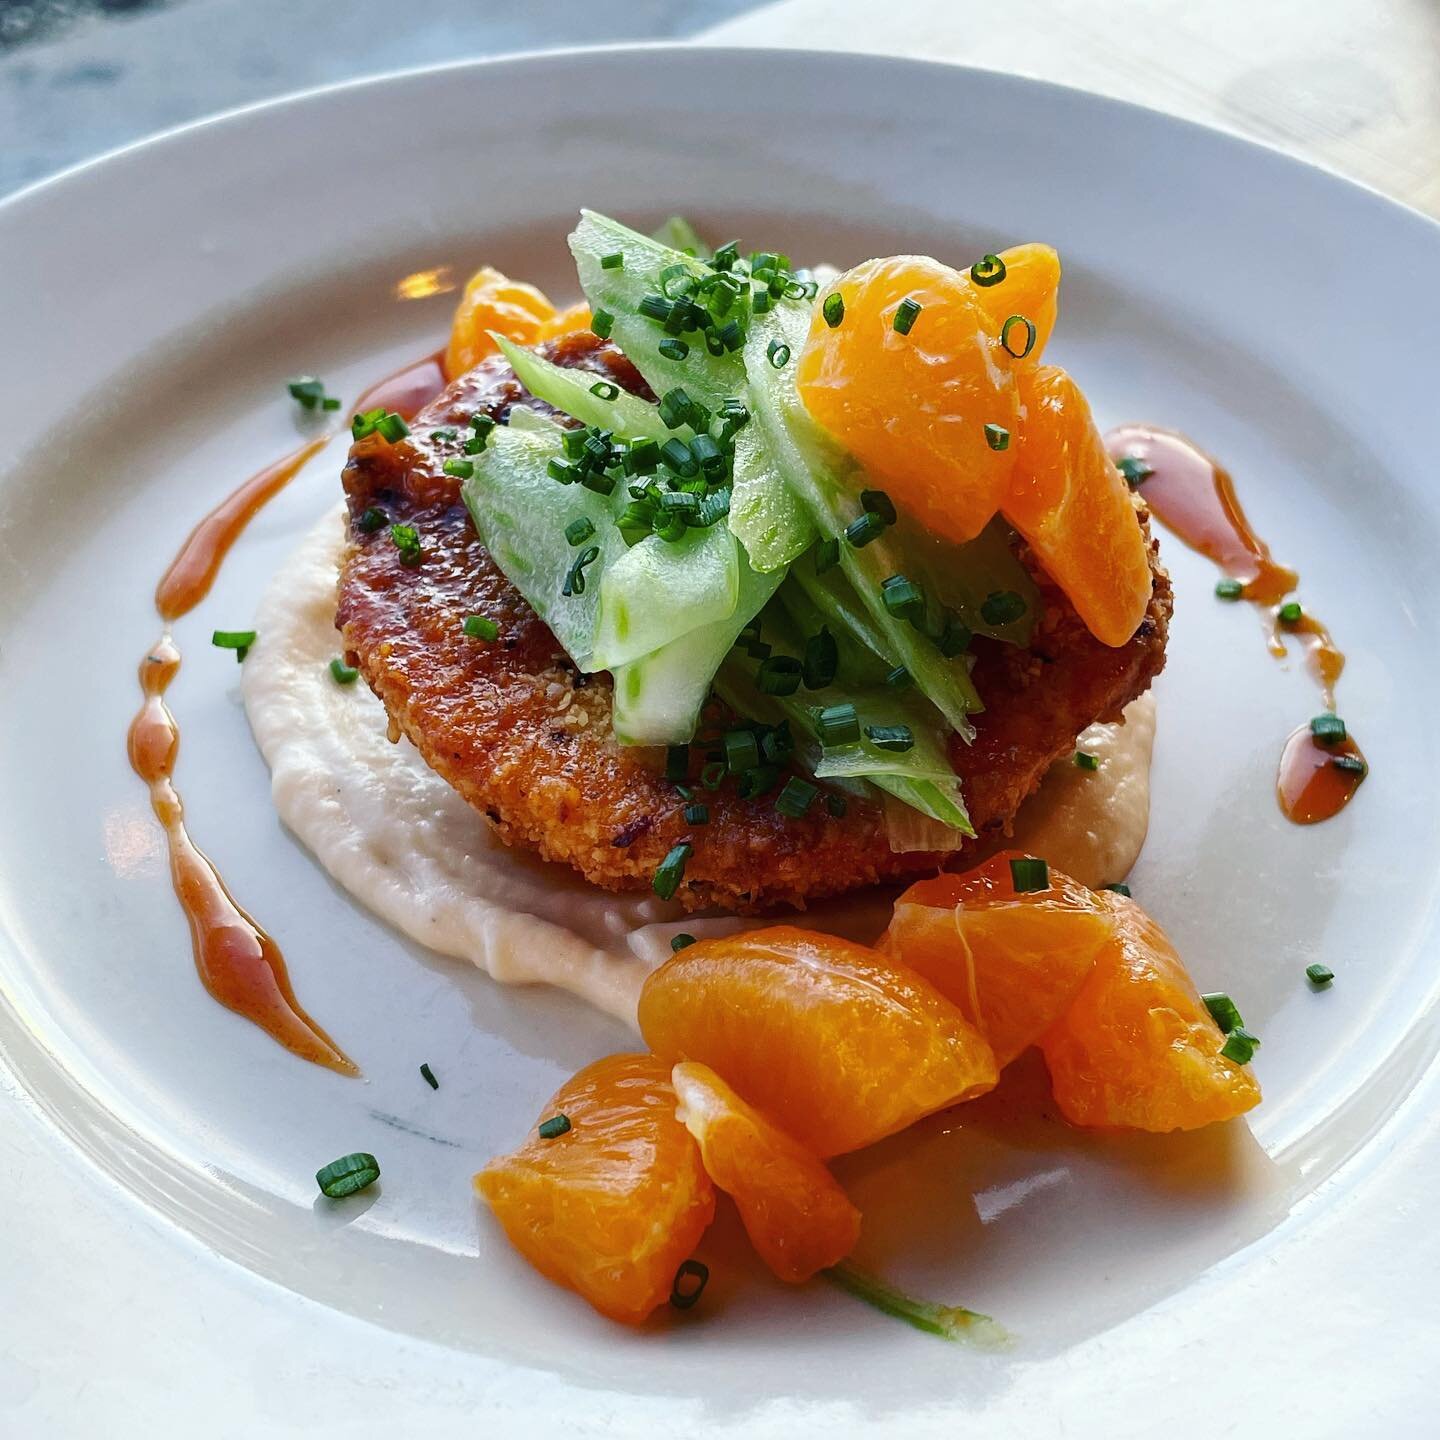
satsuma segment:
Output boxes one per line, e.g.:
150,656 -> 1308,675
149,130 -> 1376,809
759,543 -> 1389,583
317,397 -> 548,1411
1040,892 -> 1263,1131
966,243 -> 1061,363
1005,364 -> 1153,646
798,254 -> 1019,546
444,265 -> 561,380
672,1061 -> 860,1283
474,1052 -> 715,1324
638,925 -> 998,1157
543,300 -> 593,338
879,852 -> 1113,1067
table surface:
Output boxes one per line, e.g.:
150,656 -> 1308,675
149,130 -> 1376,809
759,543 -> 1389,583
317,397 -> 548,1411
4,0 -> 1436,218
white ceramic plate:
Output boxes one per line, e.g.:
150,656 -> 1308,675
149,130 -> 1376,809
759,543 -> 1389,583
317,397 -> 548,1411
3,45 -> 1439,1437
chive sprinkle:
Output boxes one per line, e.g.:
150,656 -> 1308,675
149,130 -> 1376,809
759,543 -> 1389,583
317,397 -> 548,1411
564,516 -> 596,546
825,792 -> 848,818
723,730 -> 760,773
1278,601 -> 1303,625
1009,856 -> 1049,893
212,629 -> 256,662
389,523 -> 422,566
462,614 -> 499,641
665,744 -> 689,783
1102,882 -> 1132,896
815,537 -> 841,574
671,933 -> 697,953
287,375 -> 340,412
969,254 -> 1007,288
442,457 -> 474,479
357,506 -> 387,534
683,802 -> 710,826
844,511 -> 886,548
1306,963 -> 1335,987
776,776 -> 818,819
420,1063 -> 439,1090
653,842 -> 693,901
1074,751 -> 1099,771
562,544 -> 600,597
669,1259 -> 709,1311
881,575 -> 925,622
591,308 -> 614,339
859,489 -> 897,525
816,702 -> 861,746
767,339 -> 791,368
984,423 -> 1011,452
893,297 -> 922,334
1000,314 -> 1037,359
589,380 -> 620,400
803,628 -> 839,689
658,337 -> 690,361
865,724 -> 914,753
1116,455 -> 1154,488
1202,992 -> 1244,1034
1332,754 -> 1368,777
329,657 -> 359,685
824,1260 -> 1006,1346
537,1114 -> 571,1140
822,293 -> 845,327
885,665 -> 913,689
1215,578 -> 1245,600
1220,1027 -> 1260,1065
315,1152 -> 380,1199
758,655 -> 803,696
600,251 -> 624,270
981,590 -> 1027,626
1310,713 -> 1347,745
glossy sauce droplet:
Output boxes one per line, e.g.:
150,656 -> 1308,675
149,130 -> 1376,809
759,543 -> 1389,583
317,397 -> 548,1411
351,349 -> 447,422
1277,726 -> 1368,824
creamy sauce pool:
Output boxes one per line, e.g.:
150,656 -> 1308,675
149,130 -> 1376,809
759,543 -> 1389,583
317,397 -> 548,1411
242,506 -> 1156,1024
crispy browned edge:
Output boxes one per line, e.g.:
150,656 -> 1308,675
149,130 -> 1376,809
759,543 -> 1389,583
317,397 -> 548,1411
336,331 -> 1170,912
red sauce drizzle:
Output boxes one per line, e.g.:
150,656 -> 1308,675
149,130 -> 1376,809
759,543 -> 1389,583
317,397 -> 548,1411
130,351 -> 448,1071
1105,423 -> 1365,825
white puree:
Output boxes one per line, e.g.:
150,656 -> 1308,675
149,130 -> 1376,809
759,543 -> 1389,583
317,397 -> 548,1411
242,507 -> 1155,1026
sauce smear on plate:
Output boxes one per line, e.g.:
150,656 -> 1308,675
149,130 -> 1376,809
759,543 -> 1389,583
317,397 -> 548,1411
1106,423 -> 1365,824
129,350 -> 449,1069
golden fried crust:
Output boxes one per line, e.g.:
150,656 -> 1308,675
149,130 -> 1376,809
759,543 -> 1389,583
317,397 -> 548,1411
336,332 -> 1170,912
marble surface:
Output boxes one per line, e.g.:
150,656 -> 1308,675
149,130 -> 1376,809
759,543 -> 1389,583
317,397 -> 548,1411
0,0 -> 764,196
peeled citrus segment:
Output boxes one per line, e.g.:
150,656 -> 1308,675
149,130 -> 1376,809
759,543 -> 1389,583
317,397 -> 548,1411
672,1061 -> 860,1283
798,254 -> 1019,545
1004,364 -> 1154,647
880,852 -> 1113,1067
638,925 -> 998,1157
1040,892 -> 1262,1131
542,300 -> 592,338
474,1053 -> 715,1325
444,265 -> 560,380
966,243 -> 1061,365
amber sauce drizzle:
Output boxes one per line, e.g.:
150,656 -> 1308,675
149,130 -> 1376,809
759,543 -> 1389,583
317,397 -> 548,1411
1105,424 -> 1366,824
128,349 -> 448,1073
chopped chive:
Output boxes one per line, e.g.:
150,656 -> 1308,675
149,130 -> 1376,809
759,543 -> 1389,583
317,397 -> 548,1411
658,337 -> 690,361
1074,751 -> 1099,771
767,339 -> 791,369
589,380 -> 620,401
376,412 -> 410,443
844,511 -> 887,548
356,506 -> 387,534
562,544 -> 600,597
1310,713 -> 1347,745
590,308 -> 614,340
669,1259 -> 709,1311
865,724 -> 914,753
758,655 -> 803,696
822,292 -> 845,327
1215,578 -> 1245,600
1202,992 -> 1244,1034
1306,963 -> 1335,987
471,413 -> 497,437
815,702 -> 861,746
389,523 -> 422,566
881,575 -> 925,622
980,590 -> 1027,626
315,1152 -> 380,1199
983,422 -> 1011,452
671,933 -> 697,953
600,251 -> 624,270
652,842 -> 693,901
420,1062 -> 439,1090
859,489 -> 897,525
564,516 -> 596,547
938,614 -> 973,658
1220,1027 -> 1260,1065
683,802 -> 710,826
442,457 -> 474,479
329,657 -> 360,685
1009,856 -> 1049,893
815,537 -> 841,574
885,665 -> 913,689
824,792 -> 848,818
665,744 -> 690,783
1116,455 -> 1153,488
700,760 -> 726,790
1000,314 -> 1037,359
1102,882 -> 1132,896
969,254 -> 1007,288
824,1260 -> 1005,1345
660,437 -> 699,477
893,297 -> 922,335
462,614 -> 499,641
537,1114 -> 571,1140
803,628 -> 839,690
431,427 -> 458,443
212,629 -> 256,663
1331,754 -> 1368,777
775,776 -> 818,819
287,375 -> 339,412
723,729 -> 760,773
1278,601 -> 1303,625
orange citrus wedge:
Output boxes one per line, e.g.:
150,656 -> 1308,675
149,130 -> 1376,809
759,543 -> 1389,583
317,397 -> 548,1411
444,265 -> 562,380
